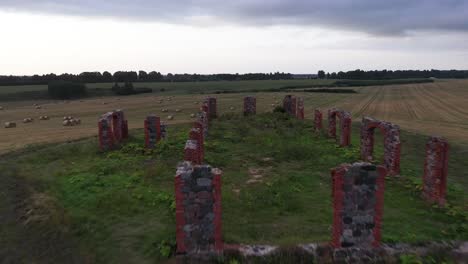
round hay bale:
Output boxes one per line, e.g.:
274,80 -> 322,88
75,119 -> 81,125
0,106 -> 4,110
63,120 -> 71,126
190,113 -> 196,118
35,106 -> 42,109
229,106 -> 235,110
4,122 -> 16,128
175,109 -> 181,112
167,115 -> 174,120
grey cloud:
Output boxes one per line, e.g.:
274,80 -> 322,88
1,0 -> 468,35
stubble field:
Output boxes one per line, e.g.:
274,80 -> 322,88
1,79 -> 468,154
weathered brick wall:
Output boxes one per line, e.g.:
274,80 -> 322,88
175,162 -> 223,254
360,117 -> 401,176
331,162 -> 386,248
296,97 -> 304,120
314,109 -> 323,132
98,116 -> 114,151
328,108 -> 352,147
422,136 -> 449,206
144,115 -> 161,149
243,96 -> 257,116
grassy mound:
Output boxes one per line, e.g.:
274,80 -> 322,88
0,112 -> 466,263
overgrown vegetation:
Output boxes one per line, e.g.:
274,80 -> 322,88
111,82 -> 152,96
0,113 -> 466,263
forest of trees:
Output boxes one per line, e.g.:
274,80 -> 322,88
318,69 -> 468,80
0,71 -> 293,86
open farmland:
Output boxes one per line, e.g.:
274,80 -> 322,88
1,79 -> 468,154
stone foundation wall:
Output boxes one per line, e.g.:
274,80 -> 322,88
331,162 -> 386,248
175,162 -> 223,254
144,115 -> 161,149
360,117 -> 401,176
422,136 -> 449,206
328,108 -> 352,147
243,96 -> 257,116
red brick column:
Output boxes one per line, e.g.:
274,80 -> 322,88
197,112 -> 209,138
98,117 -> 114,151
122,120 -> 129,139
144,115 -> 161,149
340,112 -> 352,147
282,95 -> 297,116
112,111 -> 123,143
206,97 -> 217,119
422,136 -> 449,206
331,163 -> 386,248
243,96 -> 257,116
314,109 -> 323,132
291,96 -> 297,116
175,162 -> 223,254
202,101 -> 211,121
328,109 -> 337,139
189,127 -> 204,163
296,97 -> 304,120
184,140 -> 201,164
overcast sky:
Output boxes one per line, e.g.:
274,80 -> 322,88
0,0 -> 468,75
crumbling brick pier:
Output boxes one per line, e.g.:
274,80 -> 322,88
422,136 -> 449,206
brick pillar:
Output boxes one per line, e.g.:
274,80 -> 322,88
197,112 -> 209,138
360,117 -> 375,161
98,117 -> 114,151
328,110 -> 337,139
144,115 -> 161,149
184,140 -> 201,164
112,111 -> 123,143
206,97 -> 217,119
160,122 -> 167,139
314,109 -> 323,132
283,95 -> 291,114
175,162 -> 223,254
331,163 -> 386,248
384,125 -> 401,176
296,97 -> 304,120
340,113 -> 352,147
202,101 -> 211,122
243,96 -> 257,116
189,127 -> 204,163
422,136 -> 449,206
291,97 -> 297,116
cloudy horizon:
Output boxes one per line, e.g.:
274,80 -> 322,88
1,0 -> 468,75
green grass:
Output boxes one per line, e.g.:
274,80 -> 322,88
0,113 -> 466,263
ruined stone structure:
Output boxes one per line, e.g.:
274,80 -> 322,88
296,97 -> 304,120
331,162 -> 386,248
175,162 -> 223,254
328,108 -> 352,147
314,109 -> 323,132
144,115 -> 161,149
360,117 -> 401,176
422,136 -> 449,206
98,114 -> 114,151
243,96 -> 256,116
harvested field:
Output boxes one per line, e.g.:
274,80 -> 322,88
1,79 -> 468,153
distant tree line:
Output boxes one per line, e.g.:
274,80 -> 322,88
0,71 -> 293,86
317,69 -> 468,80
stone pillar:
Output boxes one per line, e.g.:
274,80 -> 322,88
112,111 -> 123,143
144,115 -> 161,149
340,112 -> 352,147
314,109 -> 323,132
243,96 -> 257,116
202,101 -> 211,121
198,112 -> 209,138
122,120 -> 129,139
422,137 -> 449,206
160,122 -> 167,139
291,97 -> 297,116
189,127 -> 204,163
184,140 -> 201,164
328,109 -> 337,139
331,163 -> 386,248
98,117 -> 114,151
175,162 -> 223,254
282,95 -> 297,116
206,97 -> 217,120
296,97 -> 304,120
